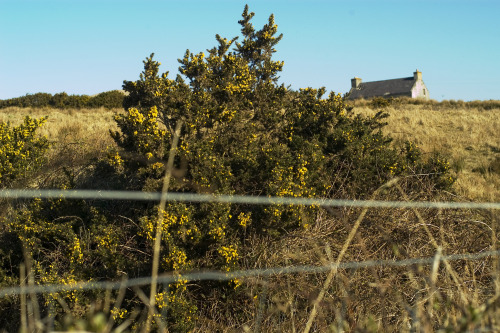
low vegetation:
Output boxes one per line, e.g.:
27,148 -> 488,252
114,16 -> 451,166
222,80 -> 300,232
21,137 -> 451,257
0,90 -> 125,110
350,97 -> 500,201
0,5 -> 499,332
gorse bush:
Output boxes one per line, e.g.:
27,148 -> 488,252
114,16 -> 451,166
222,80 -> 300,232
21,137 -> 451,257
0,117 -> 49,187
370,96 -> 394,108
105,5 -> 455,331
0,117 -> 50,330
0,5 -> 457,332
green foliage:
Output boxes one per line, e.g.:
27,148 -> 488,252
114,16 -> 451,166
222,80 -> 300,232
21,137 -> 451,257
0,91 -> 125,109
0,116 -> 50,187
87,90 -> 126,109
105,5 -> 455,331
370,96 -> 394,108
0,92 -> 52,108
420,153 -> 456,190
0,193 -> 150,329
0,6 -> 456,332
348,96 -> 500,111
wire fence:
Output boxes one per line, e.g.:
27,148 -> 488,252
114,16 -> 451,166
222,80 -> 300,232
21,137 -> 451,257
1,188 -> 500,210
1,248 -> 500,298
0,188 -> 498,300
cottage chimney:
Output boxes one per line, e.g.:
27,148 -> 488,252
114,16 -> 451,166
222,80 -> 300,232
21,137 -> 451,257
351,77 -> 362,89
414,69 -> 422,81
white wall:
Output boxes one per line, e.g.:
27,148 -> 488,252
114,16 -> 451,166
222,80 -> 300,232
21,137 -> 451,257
411,80 -> 430,100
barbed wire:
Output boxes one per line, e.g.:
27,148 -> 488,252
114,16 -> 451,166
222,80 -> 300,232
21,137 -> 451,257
1,189 -> 499,210
2,248 -> 499,298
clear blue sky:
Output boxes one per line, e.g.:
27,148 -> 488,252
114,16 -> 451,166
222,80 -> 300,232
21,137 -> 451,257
1,0 -> 499,101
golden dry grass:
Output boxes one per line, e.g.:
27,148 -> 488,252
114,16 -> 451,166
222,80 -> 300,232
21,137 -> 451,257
233,203 -> 498,332
2,102 -> 498,198
0,106 -> 120,186
4,100 -> 497,200
0,106 -> 119,146
351,101 -> 500,201
2,103 -> 500,332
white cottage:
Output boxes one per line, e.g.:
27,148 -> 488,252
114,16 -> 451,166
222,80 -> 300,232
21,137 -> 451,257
348,70 -> 430,100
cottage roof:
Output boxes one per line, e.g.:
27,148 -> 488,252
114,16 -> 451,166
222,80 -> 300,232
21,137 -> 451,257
349,76 -> 416,99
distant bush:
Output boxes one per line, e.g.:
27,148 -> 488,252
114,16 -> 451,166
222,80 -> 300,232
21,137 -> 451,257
48,92 -> 90,109
0,93 -> 52,108
88,90 -> 127,109
0,90 -> 125,109
348,96 -> 500,111
370,96 -> 394,108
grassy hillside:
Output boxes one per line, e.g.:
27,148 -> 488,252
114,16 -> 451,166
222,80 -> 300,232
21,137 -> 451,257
2,99 -> 498,201
1,100 -> 499,331
0,106 -> 120,187
349,98 -> 500,201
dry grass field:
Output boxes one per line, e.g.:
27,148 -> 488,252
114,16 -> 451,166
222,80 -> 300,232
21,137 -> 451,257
0,106 -> 120,187
350,99 -> 500,202
2,101 -> 498,201
1,102 -> 500,331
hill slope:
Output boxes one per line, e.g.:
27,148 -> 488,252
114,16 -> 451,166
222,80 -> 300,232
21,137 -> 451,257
2,99 -> 498,200
350,99 -> 500,201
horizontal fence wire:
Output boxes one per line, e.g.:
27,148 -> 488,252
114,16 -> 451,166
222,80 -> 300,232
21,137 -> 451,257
1,249 -> 500,298
1,189 -> 500,210
0,188 -> 498,300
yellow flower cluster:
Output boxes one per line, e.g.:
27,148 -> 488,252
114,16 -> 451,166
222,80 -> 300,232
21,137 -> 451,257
155,291 -> 167,309
70,236 -> 84,264
98,234 -> 112,249
154,276 -> 189,308
164,248 -> 188,270
108,151 -> 123,166
341,129 -> 354,143
151,162 -> 164,170
6,199 -> 45,247
237,212 -> 251,228
155,277 -> 195,326
388,163 -> 398,175
223,61 -> 254,96
209,225 -> 226,240
265,154 -> 318,229
140,207 -> 195,243
96,228 -> 117,251
0,116 -> 49,185
110,307 -> 128,320
114,106 -> 167,159
218,245 -> 239,271
126,107 -> 145,124
36,261 -> 84,306
273,157 -> 310,198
